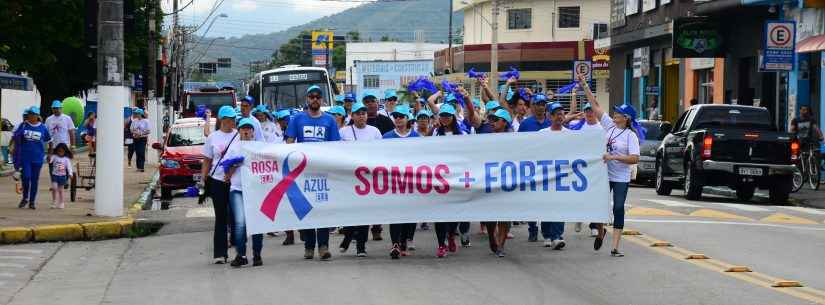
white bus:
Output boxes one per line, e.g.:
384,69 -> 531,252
248,65 -> 337,110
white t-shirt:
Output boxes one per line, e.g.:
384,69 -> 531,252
600,113 -> 641,183
45,114 -> 76,145
224,140 -> 246,191
260,121 -> 282,144
539,126 -> 573,133
50,155 -> 73,177
130,118 -> 151,139
202,129 -> 238,181
339,124 -> 383,142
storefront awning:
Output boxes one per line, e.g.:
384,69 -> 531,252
797,35 -> 825,53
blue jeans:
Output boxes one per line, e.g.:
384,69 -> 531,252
1,146 -> 9,164
301,228 -> 330,250
229,190 -> 262,257
21,161 -> 43,204
610,181 -> 629,230
527,221 -> 564,240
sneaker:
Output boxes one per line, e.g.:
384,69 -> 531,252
28,204 -> 35,210
406,240 -> 416,251
553,239 -> 566,250
304,249 -> 314,260
213,257 -> 227,264
339,239 -> 349,253
230,255 -> 248,268
420,223 -> 430,230
50,203 -> 57,209
594,236 -> 604,251
339,246 -> 348,253
58,202 -> 65,209
528,231 -> 538,242
543,239 -> 555,248
506,232 -> 514,239
282,236 -> 295,246
611,249 -> 625,257
319,247 -> 332,260
356,251 -> 367,258
252,256 -> 263,266
575,222 -> 582,232
590,228 -> 599,237
390,244 -> 400,259
495,250 -> 506,258
460,234 -> 471,247
400,249 -> 409,257
266,232 -> 279,237
436,246 -> 447,258
447,233 -> 457,252
127,164 -> 132,169
18,199 -> 27,209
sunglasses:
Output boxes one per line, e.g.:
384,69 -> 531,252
438,113 -> 453,118
488,116 -> 503,123
391,113 -> 407,120
307,94 -> 322,100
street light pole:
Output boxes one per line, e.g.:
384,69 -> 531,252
490,0 -> 500,100
448,0 -> 453,74
96,0 -> 126,217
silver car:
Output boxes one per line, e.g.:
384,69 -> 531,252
634,120 -> 672,185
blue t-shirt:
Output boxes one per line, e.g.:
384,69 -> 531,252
285,112 -> 341,143
15,122 -> 51,163
383,129 -> 420,139
517,116 -> 552,132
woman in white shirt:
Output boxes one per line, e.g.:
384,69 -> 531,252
224,117 -> 264,267
202,106 -> 239,264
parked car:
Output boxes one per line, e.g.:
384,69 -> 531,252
152,117 -> 214,200
654,105 -> 798,204
633,120 -> 673,185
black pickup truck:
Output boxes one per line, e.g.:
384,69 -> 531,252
654,104 -> 799,204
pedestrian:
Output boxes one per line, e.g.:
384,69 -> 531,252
791,105 -> 824,153
45,100 -> 76,152
430,103 -> 468,258
253,105 -> 280,144
568,86 -> 606,235
342,92 -> 356,125
285,85 -> 341,260
338,101 -> 383,257
274,110 -> 291,144
381,104 -> 420,259
1,118 -> 12,165
224,117 -> 265,267
537,102 -> 575,250
415,109 -> 433,138
378,89 -> 399,117
202,105 -> 239,264
13,106 -> 51,209
362,90 -> 393,241
129,109 -> 150,172
326,105 -> 347,129
49,143 -> 73,209
83,112 -> 97,154
580,76 -> 640,257
125,114 -> 135,167
238,96 -> 264,141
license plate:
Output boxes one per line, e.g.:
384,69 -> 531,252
738,167 -> 763,176
193,174 -> 203,182
640,162 -> 655,170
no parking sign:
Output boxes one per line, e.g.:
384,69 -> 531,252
573,61 -> 592,82
762,20 -> 796,71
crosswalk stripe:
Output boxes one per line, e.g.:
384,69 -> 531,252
778,206 -> 825,216
644,199 -> 701,208
700,201 -> 773,212
761,213 -> 819,225
185,207 -> 215,218
0,256 -> 34,260
627,207 -> 684,217
0,249 -> 42,254
0,263 -> 25,268
689,209 -> 753,221
0,273 -> 14,278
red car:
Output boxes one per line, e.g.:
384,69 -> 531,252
152,117 -> 214,200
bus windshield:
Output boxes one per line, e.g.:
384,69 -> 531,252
259,70 -> 332,110
187,94 -> 234,114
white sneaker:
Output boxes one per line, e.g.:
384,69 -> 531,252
575,222 -> 582,232
553,239 -> 566,250
506,232 -> 514,239
591,229 -> 599,237
407,240 -> 416,251
543,239 -> 555,248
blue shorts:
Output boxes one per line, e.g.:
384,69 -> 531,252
51,175 -> 68,186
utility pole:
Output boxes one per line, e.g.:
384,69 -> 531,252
147,0 -> 156,101
169,0 -> 178,122
490,0 -> 500,100
96,0 -> 125,217
448,0 -> 453,74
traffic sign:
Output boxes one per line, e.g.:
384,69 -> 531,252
762,20 -> 796,71
573,60 -> 592,82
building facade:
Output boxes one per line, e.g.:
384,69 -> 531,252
345,42 -> 448,93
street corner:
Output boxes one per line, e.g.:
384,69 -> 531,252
0,226 -> 34,244
81,221 -> 125,240
117,218 -> 135,236
32,224 -> 84,242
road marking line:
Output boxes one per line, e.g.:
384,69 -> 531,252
700,201 -> 773,212
644,199 -> 701,208
0,263 -> 25,268
778,206 -> 825,216
0,273 -> 14,277
0,249 -> 42,254
627,207 -> 684,217
761,213 -> 819,225
627,219 -> 825,231
689,209 -> 754,221
185,207 -> 215,218
0,256 -> 34,260
624,231 -> 825,305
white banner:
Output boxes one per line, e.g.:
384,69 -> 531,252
241,130 -> 610,234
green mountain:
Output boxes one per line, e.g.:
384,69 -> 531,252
188,0 -> 462,82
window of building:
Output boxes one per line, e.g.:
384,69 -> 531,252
558,6 -> 580,28
697,70 -> 714,104
363,75 -> 379,88
507,9 -> 532,30
592,23 -> 609,39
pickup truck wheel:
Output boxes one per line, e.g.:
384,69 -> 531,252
655,161 -> 672,196
735,185 -> 756,202
684,161 -> 703,201
769,179 -> 792,205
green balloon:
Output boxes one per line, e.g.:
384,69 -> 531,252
61,96 -> 85,126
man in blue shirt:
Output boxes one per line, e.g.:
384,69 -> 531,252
516,93 -> 552,242
285,85 -> 341,260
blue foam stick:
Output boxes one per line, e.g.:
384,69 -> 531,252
467,68 -> 484,79
441,80 -> 456,93
567,119 -> 586,131
220,156 -> 245,174
632,121 -> 647,144
195,105 -> 207,118
453,92 -> 466,107
499,66 -> 520,81
556,82 -> 577,94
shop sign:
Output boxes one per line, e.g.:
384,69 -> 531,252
673,17 -> 725,58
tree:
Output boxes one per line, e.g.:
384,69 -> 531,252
380,35 -> 391,42
332,31 -> 360,71
270,30 -> 313,67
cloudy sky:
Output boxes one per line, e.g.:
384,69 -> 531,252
161,0 -> 364,38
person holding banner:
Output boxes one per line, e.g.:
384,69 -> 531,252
538,102 -> 574,250
516,93 -> 552,242
202,106 -> 239,264
238,96 -> 264,141
338,101 -> 383,257
577,75 -> 640,257
381,105 -> 420,259
568,86 -> 606,235
225,118 -> 265,267
285,85 -> 342,260
363,91 -> 394,241
430,103 -> 468,258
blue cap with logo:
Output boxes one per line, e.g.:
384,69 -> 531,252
241,95 -> 255,105
218,105 -> 236,119
344,92 -> 356,102
391,104 -> 413,119
334,95 -> 345,104
362,90 -> 378,102
351,102 -> 367,113
384,89 -> 398,100
439,103 -> 457,116
275,109 -> 291,120
134,108 -> 145,116
416,109 -> 433,119
614,104 -> 638,121
238,117 -> 256,129
326,105 -> 346,116
306,85 -> 322,95
491,109 -> 513,124
28,106 -> 41,116
547,102 -> 564,114
531,93 -> 550,104
51,100 -> 63,108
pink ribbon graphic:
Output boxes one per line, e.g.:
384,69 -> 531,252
260,152 -> 312,221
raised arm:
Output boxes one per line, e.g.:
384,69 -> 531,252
577,74 -> 602,118
459,86 -> 481,129
427,90 -> 443,114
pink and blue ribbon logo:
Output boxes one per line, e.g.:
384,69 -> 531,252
260,152 -> 312,221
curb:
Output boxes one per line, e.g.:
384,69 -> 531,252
0,170 -> 157,244
705,187 -> 803,205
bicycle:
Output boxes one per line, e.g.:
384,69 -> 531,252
792,144 -> 820,192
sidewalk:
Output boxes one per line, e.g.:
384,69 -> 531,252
0,151 -> 155,228
791,188 -> 825,209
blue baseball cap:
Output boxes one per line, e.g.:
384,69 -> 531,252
218,105 -> 236,119
253,104 -> 269,114
241,95 -> 255,105
531,93 -> 550,104
133,108 -> 145,116
351,102 -> 367,113
306,85 -> 322,95
485,100 -> 501,112
472,98 -> 482,108
28,106 -> 41,116
238,117 -> 256,129
51,100 -> 63,108
334,95 -> 345,104
491,109 -> 513,124
547,102 -> 564,114
439,103 -> 457,116
275,110 -> 291,120
344,93 -> 356,102
416,109 -> 433,119
326,105 -> 346,117
445,93 -> 458,104
362,90 -> 378,102
391,104 -> 413,119
384,89 -> 398,100
614,104 -> 638,121
583,102 -> 593,110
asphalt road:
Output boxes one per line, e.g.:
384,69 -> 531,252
2,186 -> 825,305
